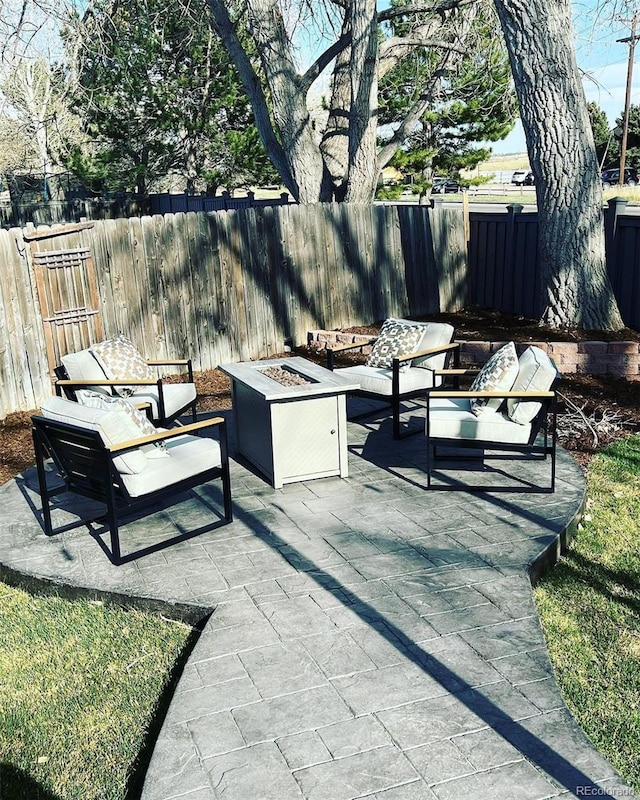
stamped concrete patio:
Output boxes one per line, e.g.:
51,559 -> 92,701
0,402 -> 637,800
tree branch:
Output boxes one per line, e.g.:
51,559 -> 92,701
204,0 -> 297,195
299,32 -> 351,94
378,88 -> 437,169
379,0 -> 479,24
381,35 -> 466,55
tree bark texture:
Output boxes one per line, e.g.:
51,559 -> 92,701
494,0 -> 624,330
344,0 -> 380,202
319,15 -> 353,201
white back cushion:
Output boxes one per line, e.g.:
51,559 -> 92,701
40,396 -> 149,474
413,322 -> 455,370
507,346 -> 558,425
77,392 -> 168,458
61,349 -> 111,396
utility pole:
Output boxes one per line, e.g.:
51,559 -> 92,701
617,12 -> 640,186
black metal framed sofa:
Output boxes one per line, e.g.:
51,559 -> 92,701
32,396 -> 232,564
425,343 -> 560,492
327,318 -> 459,439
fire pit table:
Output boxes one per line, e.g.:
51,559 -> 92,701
219,357 -> 360,488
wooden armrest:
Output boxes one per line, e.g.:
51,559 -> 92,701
327,337 -> 377,354
433,367 -> 480,378
434,367 -> 479,376
108,417 -> 224,452
429,390 -> 555,399
394,341 -> 460,364
146,359 -> 190,366
56,378 -> 161,387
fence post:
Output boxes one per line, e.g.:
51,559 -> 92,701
505,203 -> 523,312
604,196 -> 627,278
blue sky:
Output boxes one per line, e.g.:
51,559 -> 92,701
495,2 -> 638,153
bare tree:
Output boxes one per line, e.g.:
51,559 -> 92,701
494,0 -> 624,330
0,1 -> 80,192
206,0 -> 495,203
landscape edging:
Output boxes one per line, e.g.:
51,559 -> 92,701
307,331 -> 640,381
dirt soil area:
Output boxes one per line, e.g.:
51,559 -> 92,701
2,308 -> 639,485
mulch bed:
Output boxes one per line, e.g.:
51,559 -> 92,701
2,309 -> 639,484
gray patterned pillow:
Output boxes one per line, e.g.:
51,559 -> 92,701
90,335 -> 154,397
366,319 -> 424,371
77,391 -> 168,455
470,341 -> 519,416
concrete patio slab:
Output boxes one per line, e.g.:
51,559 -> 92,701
0,403 -> 637,800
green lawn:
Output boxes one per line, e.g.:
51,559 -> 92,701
0,586 -> 191,799
535,434 -> 640,792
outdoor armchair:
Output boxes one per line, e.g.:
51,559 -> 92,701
54,334 -> 197,427
32,396 -> 232,565
327,319 -> 459,439
425,343 -> 560,492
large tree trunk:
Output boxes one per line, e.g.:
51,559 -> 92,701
319,15 -> 352,202
245,0 -> 325,203
344,0 -> 380,202
494,0 -> 624,331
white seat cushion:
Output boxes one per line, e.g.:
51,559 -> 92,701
334,364 -> 441,396
120,434 -> 222,497
129,382 -> 197,420
40,396 -> 150,474
508,346 -> 558,425
427,397 -> 533,445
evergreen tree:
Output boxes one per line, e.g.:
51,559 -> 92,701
378,1 -> 516,196
64,0 -> 277,194
587,101 -> 613,168
613,104 -> 640,172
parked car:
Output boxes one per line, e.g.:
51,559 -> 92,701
601,167 -> 639,186
511,169 -> 534,186
432,177 -> 460,194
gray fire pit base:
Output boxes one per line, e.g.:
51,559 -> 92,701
220,357 -> 360,489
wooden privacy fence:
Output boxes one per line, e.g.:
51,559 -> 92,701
4,198 -> 638,419
0,202 -> 467,417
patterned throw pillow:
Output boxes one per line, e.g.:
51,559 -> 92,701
507,346 -> 558,425
90,335 -> 154,397
469,341 -> 519,416
77,391 -> 168,456
366,318 -> 424,371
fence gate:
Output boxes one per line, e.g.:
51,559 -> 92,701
25,221 -> 103,377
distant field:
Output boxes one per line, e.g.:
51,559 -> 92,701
477,153 -> 530,171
